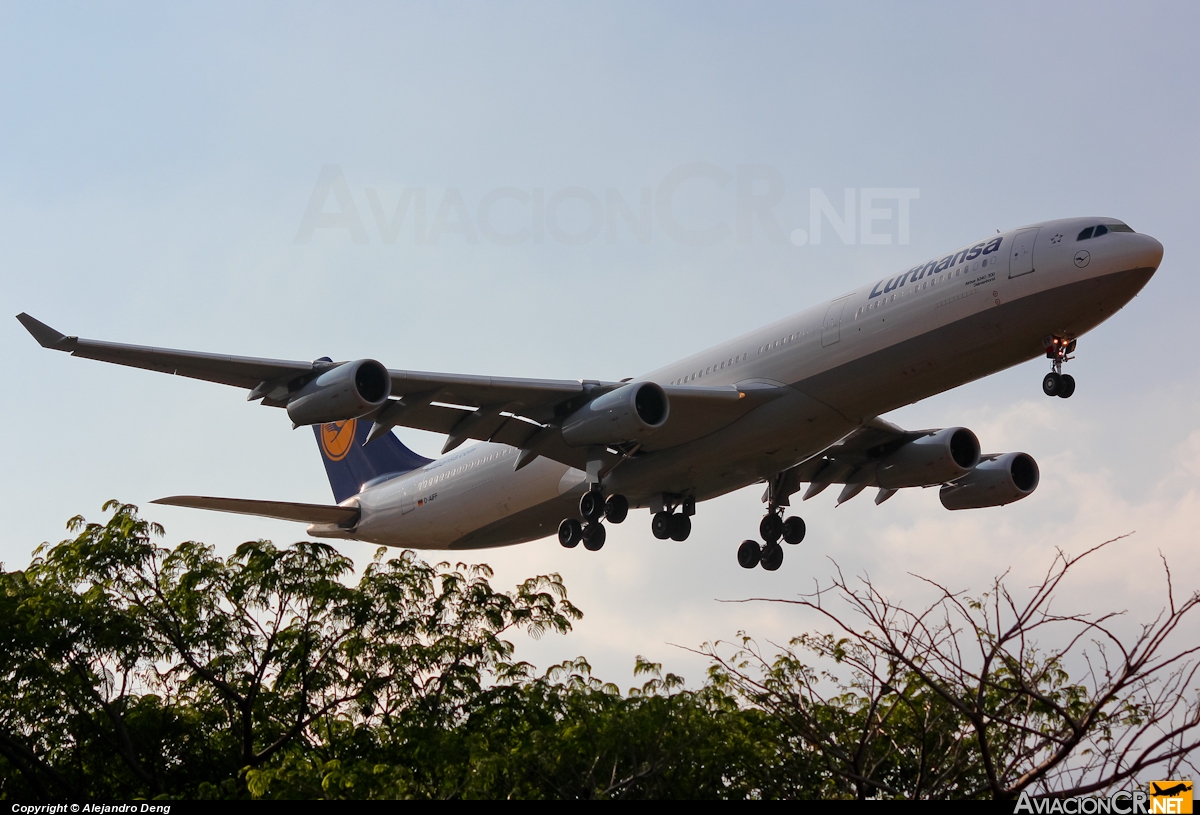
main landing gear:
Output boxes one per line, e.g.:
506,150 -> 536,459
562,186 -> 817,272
1042,336 -> 1077,399
738,506 -> 805,571
651,495 -> 694,542
558,489 -> 628,552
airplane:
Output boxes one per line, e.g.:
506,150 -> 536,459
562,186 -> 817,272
1151,783 -> 1193,797
17,216 -> 1163,571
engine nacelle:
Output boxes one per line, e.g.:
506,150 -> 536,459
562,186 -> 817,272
560,382 -> 669,447
939,452 -> 1039,510
875,427 -> 981,489
286,359 -> 391,426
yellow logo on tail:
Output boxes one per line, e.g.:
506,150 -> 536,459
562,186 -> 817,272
320,419 -> 357,461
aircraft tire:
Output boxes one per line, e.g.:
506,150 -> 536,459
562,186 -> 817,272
782,516 -> 806,544
579,490 -> 605,522
668,513 -> 691,542
737,540 -> 761,569
558,518 -> 582,548
760,542 -> 784,571
604,494 -> 629,524
1042,372 -> 1063,397
583,522 -> 606,551
759,513 -> 783,543
1058,374 -> 1076,399
651,511 -> 672,540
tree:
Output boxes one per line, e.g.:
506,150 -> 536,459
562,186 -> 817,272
0,501 -> 580,798
706,537 -> 1200,799
0,502 -> 799,800
7,505 -> 1198,800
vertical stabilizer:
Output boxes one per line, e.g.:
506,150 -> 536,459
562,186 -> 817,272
312,419 -> 431,503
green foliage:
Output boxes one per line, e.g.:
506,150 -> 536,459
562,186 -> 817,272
0,502 -> 802,799
0,502 -> 588,798
5,505 -> 1192,799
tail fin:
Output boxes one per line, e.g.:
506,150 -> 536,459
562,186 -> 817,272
312,419 -> 431,502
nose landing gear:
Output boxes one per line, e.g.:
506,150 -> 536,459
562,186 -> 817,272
1042,337 -> 1077,398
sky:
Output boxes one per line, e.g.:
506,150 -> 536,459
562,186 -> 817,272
2,1 -> 1199,689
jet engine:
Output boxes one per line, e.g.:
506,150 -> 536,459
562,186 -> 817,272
939,452 -> 1039,510
286,359 -> 391,426
560,382 -> 669,447
875,427 -> 981,489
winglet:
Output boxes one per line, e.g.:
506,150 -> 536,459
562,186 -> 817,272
15,313 -> 77,351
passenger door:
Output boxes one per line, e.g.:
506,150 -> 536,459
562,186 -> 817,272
821,296 -> 852,347
1008,228 -> 1039,278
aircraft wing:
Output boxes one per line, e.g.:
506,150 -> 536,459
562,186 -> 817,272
18,314 -> 783,472
770,418 -> 933,503
16,313 -> 586,406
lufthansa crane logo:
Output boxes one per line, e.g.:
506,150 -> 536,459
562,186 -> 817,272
320,419 -> 357,461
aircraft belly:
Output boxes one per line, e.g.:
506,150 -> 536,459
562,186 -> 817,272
447,493 -> 580,550
798,267 -> 1154,419
353,451 -> 571,549
609,388 -> 857,503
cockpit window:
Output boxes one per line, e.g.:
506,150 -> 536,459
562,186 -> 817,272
1078,221 -> 1135,241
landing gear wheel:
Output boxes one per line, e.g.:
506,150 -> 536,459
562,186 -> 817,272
651,511 -> 672,540
604,494 -> 629,524
1042,371 -> 1063,397
737,540 -> 761,569
759,513 -> 783,543
782,516 -> 806,545
558,518 -> 582,548
579,490 -> 605,522
760,542 -> 784,571
668,513 -> 691,542
1058,374 -> 1076,399
582,523 -> 606,551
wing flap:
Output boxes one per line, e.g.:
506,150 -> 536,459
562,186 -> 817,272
152,495 -> 360,526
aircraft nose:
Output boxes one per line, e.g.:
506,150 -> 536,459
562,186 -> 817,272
1135,232 -> 1164,270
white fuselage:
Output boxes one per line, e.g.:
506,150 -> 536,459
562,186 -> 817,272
335,217 -> 1163,549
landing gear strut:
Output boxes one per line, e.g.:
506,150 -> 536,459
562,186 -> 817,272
1042,337 -> 1077,399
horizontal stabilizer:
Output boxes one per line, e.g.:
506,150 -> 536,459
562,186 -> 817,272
152,495 -> 359,526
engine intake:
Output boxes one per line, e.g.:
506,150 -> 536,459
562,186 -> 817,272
286,359 -> 391,426
939,452 -> 1039,510
875,427 -> 981,489
561,382 -> 669,447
